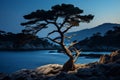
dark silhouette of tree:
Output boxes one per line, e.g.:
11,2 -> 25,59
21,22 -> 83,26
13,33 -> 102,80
0,31 -> 58,50
21,4 -> 94,71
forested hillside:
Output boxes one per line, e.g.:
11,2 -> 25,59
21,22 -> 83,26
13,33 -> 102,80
75,26 -> 120,51
0,31 -> 59,50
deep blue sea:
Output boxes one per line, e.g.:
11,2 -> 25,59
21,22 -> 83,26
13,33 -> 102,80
0,50 -> 110,74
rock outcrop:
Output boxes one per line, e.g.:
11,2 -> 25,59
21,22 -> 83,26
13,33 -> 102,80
99,49 -> 120,64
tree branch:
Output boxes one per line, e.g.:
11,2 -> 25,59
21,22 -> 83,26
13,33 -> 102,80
45,20 -> 56,25
73,48 -> 81,63
32,24 -> 47,35
68,40 -> 78,49
63,25 -> 73,33
60,20 -> 66,29
46,20 -> 64,44
47,30 -> 58,36
61,45 -> 74,59
47,36 -> 61,44
53,37 -> 61,41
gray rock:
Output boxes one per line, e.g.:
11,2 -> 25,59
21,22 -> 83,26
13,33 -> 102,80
11,69 -> 36,80
0,73 -> 11,80
10,64 -> 63,80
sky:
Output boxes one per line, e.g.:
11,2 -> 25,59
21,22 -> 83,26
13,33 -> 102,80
0,0 -> 120,35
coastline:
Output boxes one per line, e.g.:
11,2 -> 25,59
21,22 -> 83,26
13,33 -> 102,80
0,50 -> 120,80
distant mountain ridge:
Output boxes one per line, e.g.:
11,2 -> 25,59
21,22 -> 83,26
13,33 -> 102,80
66,23 -> 120,42
74,26 -> 120,51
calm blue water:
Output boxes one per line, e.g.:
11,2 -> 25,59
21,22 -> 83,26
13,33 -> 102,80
0,50 -> 110,74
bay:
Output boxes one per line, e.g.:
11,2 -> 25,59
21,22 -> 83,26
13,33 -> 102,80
0,50 -> 110,74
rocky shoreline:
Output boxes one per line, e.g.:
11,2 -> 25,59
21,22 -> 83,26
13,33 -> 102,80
0,50 -> 120,80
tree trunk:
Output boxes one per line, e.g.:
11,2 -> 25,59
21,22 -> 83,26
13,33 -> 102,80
60,44 -> 79,72
62,58 -> 76,71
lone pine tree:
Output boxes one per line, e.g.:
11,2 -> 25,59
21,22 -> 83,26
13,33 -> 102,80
21,4 -> 94,71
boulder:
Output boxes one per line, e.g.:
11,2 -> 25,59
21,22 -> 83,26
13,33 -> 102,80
10,64 -> 63,80
99,54 -> 110,64
35,64 -> 62,76
110,50 -> 120,63
99,50 -> 120,64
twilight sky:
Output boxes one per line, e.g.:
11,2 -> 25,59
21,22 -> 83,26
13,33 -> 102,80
0,0 -> 120,34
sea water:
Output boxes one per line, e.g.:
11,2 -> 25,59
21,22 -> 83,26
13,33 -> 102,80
0,50 -> 110,74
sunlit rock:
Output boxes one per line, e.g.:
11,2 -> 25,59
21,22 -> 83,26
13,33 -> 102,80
35,64 -> 62,76
99,50 -> 120,64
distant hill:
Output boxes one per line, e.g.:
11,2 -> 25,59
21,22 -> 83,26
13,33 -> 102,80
66,23 -> 120,42
0,32 -> 59,50
74,26 -> 120,51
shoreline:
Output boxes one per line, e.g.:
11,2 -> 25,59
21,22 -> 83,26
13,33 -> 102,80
0,48 -> 114,52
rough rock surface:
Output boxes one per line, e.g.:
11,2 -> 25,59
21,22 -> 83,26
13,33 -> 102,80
0,50 -> 120,80
99,49 -> 120,64
0,73 -> 11,80
35,64 -> 62,76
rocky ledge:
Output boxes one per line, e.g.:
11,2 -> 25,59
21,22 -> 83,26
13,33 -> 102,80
0,50 -> 120,80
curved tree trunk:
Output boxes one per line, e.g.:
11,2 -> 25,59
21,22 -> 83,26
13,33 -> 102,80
61,45 -> 76,71
61,44 -> 80,72
62,58 -> 76,71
